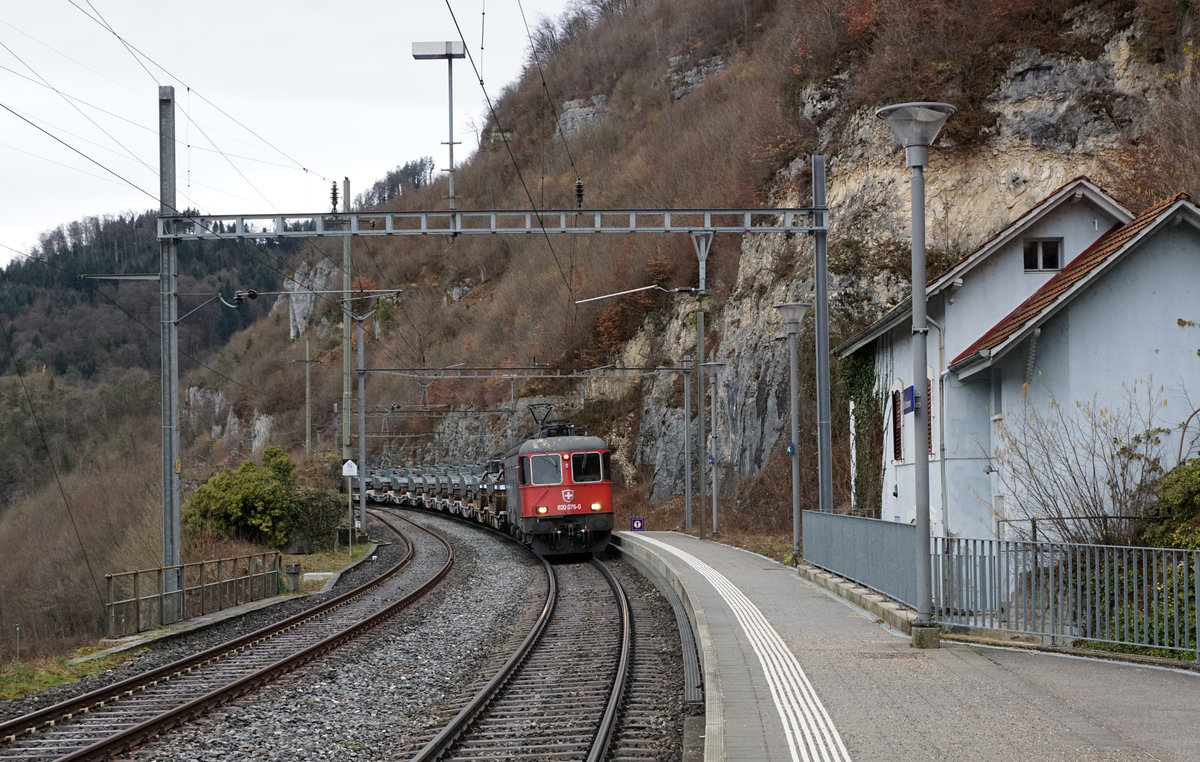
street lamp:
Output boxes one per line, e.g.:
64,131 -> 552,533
773,302 -> 810,559
877,101 -> 954,638
413,41 -> 466,215
702,361 -> 725,535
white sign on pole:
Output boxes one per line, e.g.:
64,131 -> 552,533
342,460 -> 358,477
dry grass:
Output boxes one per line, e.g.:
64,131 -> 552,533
0,651 -> 137,700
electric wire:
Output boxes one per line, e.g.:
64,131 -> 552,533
0,16 -> 149,101
515,0 -> 583,183
75,0 -> 158,84
0,95 -> 363,334
443,0 -> 576,301
19,251 -> 262,395
0,313 -> 107,611
0,37 -> 156,176
68,0 -> 331,187
0,64 -> 308,172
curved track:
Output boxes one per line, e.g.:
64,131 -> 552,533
411,556 -> 631,762
0,512 -> 452,762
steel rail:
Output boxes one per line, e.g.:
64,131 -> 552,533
587,558 -> 633,762
408,554 -> 632,762
2,524 -> 409,744
0,513 -> 453,761
408,553 -> 556,762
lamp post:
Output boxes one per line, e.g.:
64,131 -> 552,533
412,41 -> 466,215
773,302 -> 810,559
877,101 -> 954,637
702,362 -> 725,535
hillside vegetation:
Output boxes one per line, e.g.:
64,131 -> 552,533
0,0 -> 1196,658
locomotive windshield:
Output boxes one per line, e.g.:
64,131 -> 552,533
529,454 -> 563,485
571,452 -> 603,482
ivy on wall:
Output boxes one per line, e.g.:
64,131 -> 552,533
838,353 -> 885,518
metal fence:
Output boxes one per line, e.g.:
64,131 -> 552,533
803,510 -> 917,608
934,538 -> 1200,657
105,553 -> 281,639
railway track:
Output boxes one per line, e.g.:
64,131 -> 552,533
0,512 -> 453,762
411,556 -> 631,762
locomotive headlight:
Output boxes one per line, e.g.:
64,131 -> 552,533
536,505 -> 548,514
591,502 -> 603,511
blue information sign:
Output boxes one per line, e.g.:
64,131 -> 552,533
630,516 -> 645,532
903,385 -> 915,414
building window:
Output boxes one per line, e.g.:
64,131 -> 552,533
1023,239 -> 1062,272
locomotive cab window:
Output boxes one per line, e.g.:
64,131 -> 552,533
571,452 -> 603,482
518,456 -> 530,486
530,454 -> 563,485
602,451 -> 612,481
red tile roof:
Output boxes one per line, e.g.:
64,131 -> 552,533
950,193 -> 1189,367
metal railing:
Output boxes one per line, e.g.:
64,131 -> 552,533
105,553 -> 281,639
803,510 -> 917,608
934,538 -> 1200,657
804,512 -> 1200,658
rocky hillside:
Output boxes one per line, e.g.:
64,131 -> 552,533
2,0 -> 1198,659
180,0 -> 1197,526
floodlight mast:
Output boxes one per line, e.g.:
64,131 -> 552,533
413,41 -> 466,217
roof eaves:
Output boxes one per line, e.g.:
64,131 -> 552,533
928,178 -> 1131,294
949,195 -> 1188,370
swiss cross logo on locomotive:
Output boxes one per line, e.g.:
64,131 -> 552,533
561,489 -> 575,502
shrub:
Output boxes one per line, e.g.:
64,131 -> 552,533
185,446 -> 327,549
1144,458 -> 1200,548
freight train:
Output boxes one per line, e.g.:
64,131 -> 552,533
361,420 -> 614,556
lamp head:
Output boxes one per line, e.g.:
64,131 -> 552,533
773,301 -> 811,328
876,102 -> 955,167
412,41 -> 466,60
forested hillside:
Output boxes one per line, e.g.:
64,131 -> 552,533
1,0 -> 1196,657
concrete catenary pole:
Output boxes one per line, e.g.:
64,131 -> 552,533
682,355 -> 693,532
342,179 -> 352,507
357,316 -> 368,536
691,232 -> 712,539
706,364 -> 724,534
305,338 -> 312,456
812,155 -> 834,514
158,85 -> 181,619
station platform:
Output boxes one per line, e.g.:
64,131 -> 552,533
612,530 -> 1200,762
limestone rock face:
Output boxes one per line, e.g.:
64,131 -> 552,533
281,258 -> 339,340
620,20 -> 1167,504
557,95 -> 609,137
667,55 -> 728,101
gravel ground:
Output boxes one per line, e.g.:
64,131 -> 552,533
0,512 -> 419,726
2,512 -> 690,761
114,509 -> 544,761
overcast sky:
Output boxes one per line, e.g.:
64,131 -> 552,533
0,1 -> 570,268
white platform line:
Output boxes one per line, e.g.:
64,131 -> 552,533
639,535 -> 851,762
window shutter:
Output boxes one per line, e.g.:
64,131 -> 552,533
927,379 -> 934,456
891,389 -> 903,461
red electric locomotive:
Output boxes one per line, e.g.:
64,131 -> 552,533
504,420 -> 614,556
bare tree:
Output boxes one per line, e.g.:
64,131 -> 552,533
990,378 -> 1171,545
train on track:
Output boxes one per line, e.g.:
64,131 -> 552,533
360,420 -> 615,556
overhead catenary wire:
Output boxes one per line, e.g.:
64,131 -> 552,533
443,0 -> 576,302
0,37 -> 156,177
67,0 -> 332,188
514,0 -> 583,185
0,312 -> 107,612
0,97 -> 370,339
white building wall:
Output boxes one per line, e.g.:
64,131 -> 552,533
940,200 -> 1125,361
867,202 -> 1193,540
1007,223 -> 1200,470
